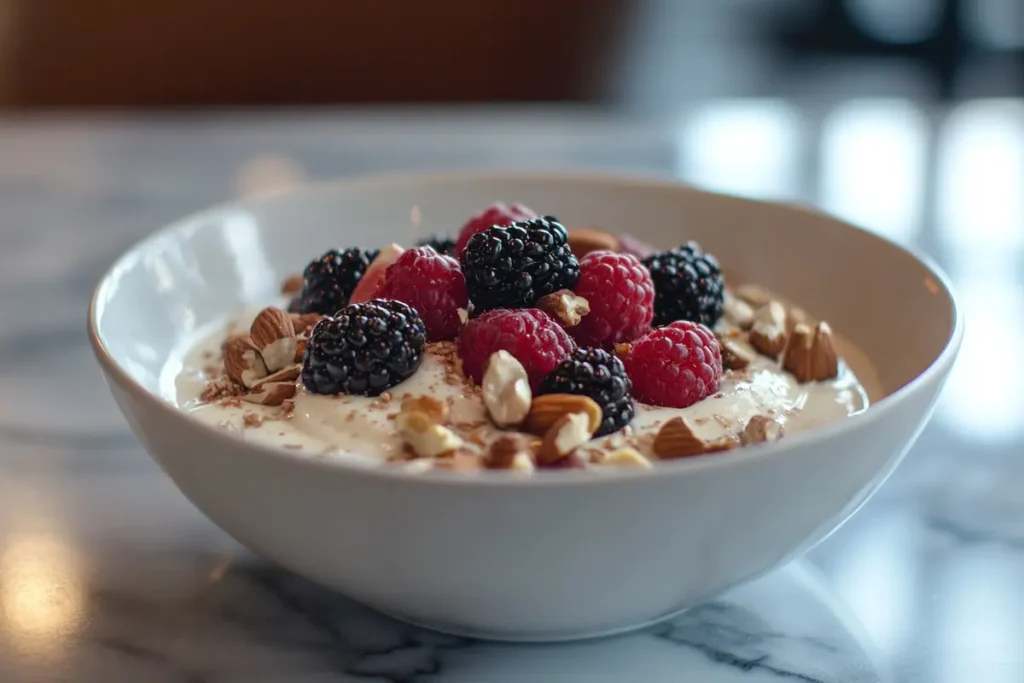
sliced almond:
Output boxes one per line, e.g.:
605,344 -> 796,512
289,312 -> 324,336
567,227 -> 619,258
603,447 -> 652,469
723,291 -> 755,330
537,412 -> 595,465
481,351 -> 532,428
253,364 -> 301,387
741,415 -> 784,445
401,395 -> 449,424
243,381 -> 297,406
281,274 -> 304,295
223,336 -> 269,388
653,417 -> 733,459
536,289 -> 590,327
523,394 -> 602,437
397,410 -> 463,459
486,434 -> 536,472
250,306 -> 297,372
720,338 -> 757,370
748,301 -> 788,358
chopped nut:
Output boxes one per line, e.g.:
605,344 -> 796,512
567,227 -> 619,258
748,301 -> 788,358
810,322 -> 839,380
250,306 -> 297,372
720,338 -> 757,370
253,364 -> 301,386
523,394 -> 602,437
397,410 -> 463,459
786,306 -> 815,334
537,412 -> 595,465
741,416 -> 784,445
536,289 -> 590,327
223,336 -> 269,388
784,322 -> 838,382
401,396 -> 449,424
603,447 -> 652,469
433,451 -> 485,472
486,435 -> 536,472
481,351 -> 532,428
723,291 -> 755,330
243,381 -> 297,406
614,342 -> 632,359
735,284 -> 773,308
653,417 -> 733,459
457,308 -> 470,325
281,274 -> 304,295
289,313 -> 324,336
294,337 -> 308,363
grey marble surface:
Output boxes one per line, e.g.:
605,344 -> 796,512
0,104 -> 1022,682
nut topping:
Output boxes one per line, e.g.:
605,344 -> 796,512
536,289 -> 591,327
481,351 -> 532,428
784,322 -> 838,383
734,284 -> 773,308
537,412 -> 595,465
250,306 -> 297,372
741,415 -> 784,445
567,227 -> 619,258
243,381 -> 297,406
289,312 -> 324,336
720,338 -> 757,371
602,447 -> 652,469
253,364 -> 301,386
748,301 -> 788,358
723,291 -> 755,330
523,394 -> 602,437
281,274 -> 304,295
223,336 -> 269,388
401,395 -> 449,425
653,417 -> 733,459
397,409 -> 464,459
486,434 -> 536,472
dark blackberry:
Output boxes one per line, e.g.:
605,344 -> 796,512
414,236 -> 456,256
539,347 -> 634,436
460,216 -> 579,311
642,242 -> 725,327
301,299 -> 426,396
296,248 -> 380,315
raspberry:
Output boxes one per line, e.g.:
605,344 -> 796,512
625,321 -> 722,408
415,235 -> 456,256
540,347 -> 634,436
461,217 -> 580,312
642,242 -> 725,327
296,248 -> 379,315
569,251 -> 654,348
377,246 -> 469,342
302,300 -> 427,396
458,309 -> 575,390
454,202 -> 537,257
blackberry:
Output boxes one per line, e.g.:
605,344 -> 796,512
539,347 -> 634,436
296,248 -> 379,315
460,216 -> 579,311
414,236 -> 456,256
642,242 -> 725,327
301,299 -> 426,396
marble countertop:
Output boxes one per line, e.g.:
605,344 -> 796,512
0,104 -> 1022,682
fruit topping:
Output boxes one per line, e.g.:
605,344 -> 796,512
376,246 -> 469,342
348,244 -> 404,304
642,242 -> 725,327
454,202 -> 537,257
295,248 -> 379,315
457,308 -> 575,391
460,216 -> 580,312
414,235 -> 456,256
539,347 -> 634,437
301,299 -> 427,396
568,251 -> 654,348
624,320 -> 722,409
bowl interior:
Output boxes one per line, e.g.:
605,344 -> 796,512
92,172 -> 957,403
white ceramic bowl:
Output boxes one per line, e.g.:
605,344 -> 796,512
89,171 -> 962,641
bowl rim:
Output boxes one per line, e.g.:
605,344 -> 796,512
88,168 -> 965,488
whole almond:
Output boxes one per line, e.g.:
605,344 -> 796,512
224,336 -> 269,388
523,394 -> 602,436
567,227 -> 619,258
250,306 -> 297,372
243,381 -> 297,406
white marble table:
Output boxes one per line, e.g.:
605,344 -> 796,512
0,105 -> 1022,682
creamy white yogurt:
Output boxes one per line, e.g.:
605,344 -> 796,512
169,306 -> 878,470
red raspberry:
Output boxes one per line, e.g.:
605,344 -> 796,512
454,202 -> 537,257
625,321 -> 722,408
570,251 -> 654,347
458,309 -> 575,390
377,247 -> 468,343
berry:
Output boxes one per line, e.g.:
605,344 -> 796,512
377,246 -> 469,342
461,217 -> 580,312
349,244 -> 404,304
540,347 -> 634,436
458,308 -> 575,391
415,236 -> 456,256
625,321 -> 722,409
302,299 -> 426,396
570,251 -> 654,348
454,202 -> 537,257
296,248 -> 379,315
642,242 -> 725,327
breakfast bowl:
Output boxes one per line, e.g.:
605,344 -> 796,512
88,170 -> 962,641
